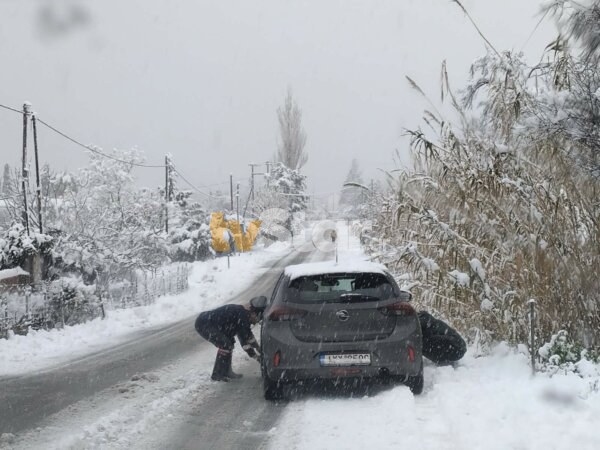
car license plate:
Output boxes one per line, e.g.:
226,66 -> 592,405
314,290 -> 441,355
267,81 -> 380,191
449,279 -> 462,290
320,353 -> 371,366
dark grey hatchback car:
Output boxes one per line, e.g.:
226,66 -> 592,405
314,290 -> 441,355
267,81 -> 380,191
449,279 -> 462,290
257,261 -> 423,400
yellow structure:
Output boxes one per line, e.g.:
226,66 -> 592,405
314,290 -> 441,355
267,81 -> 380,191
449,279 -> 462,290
210,212 -> 261,253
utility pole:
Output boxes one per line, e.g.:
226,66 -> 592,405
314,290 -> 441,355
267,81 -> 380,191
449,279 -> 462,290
370,179 -> 375,219
249,163 -> 264,202
21,102 -> 30,235
265,161 -> 271,188
236,182 -> 240,223
165,155 -> 170,233
32,114 -> 43,233
250,164 -> 255,201
230,173 -> 234,211
236,182 -> 241,254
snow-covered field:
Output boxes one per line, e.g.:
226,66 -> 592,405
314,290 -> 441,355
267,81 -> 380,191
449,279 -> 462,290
0,242 -> 292,376
269,345 -> 600,450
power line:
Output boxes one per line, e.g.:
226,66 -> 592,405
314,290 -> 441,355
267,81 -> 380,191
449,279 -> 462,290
2,100 -> 244,201
0,102 -> 22,114
1,101 -> 165,168
196,180 -> 232,189
170,166 -> 215,198
35,117 -> 167,168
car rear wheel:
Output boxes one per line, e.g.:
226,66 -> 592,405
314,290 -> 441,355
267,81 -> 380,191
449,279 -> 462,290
263,374 -> 285,401
404,362 -> 424,395
389,362 -> 424,395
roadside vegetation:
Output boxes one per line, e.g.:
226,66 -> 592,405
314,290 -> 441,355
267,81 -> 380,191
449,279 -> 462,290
367,1 -> 600,366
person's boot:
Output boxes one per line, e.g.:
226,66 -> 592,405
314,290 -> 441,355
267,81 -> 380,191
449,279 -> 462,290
225,351 -> 243,379
211,349 -> 231,381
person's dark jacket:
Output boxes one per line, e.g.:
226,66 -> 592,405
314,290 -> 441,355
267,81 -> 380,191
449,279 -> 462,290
418,311 -> 466,364
195,304 -> 258,356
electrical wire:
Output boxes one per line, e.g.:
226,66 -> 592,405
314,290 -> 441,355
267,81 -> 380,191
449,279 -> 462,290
2,100 -> 249,200
35,117 -> 167,168
0,102 -> 22,114
170,166 -> 217,198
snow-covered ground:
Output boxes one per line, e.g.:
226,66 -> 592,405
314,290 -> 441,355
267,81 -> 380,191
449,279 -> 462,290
269,345 -> 600,450
0,242 -> 292,376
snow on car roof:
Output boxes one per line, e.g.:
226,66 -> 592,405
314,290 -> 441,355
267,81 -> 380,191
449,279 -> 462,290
284,260 -> 389,280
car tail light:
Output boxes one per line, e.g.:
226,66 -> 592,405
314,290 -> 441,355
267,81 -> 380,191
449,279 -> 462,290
407,345 -> 415,362
267,306 -> 307,321
379,301 -> 416,316
273,350 -> 281,367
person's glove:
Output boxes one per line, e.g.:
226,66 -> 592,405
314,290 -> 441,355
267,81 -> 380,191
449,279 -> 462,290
250,349 -> 262,363
246,347 -> 261,361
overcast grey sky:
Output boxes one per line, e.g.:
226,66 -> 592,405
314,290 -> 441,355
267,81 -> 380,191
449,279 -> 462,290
0,0 -> 555,203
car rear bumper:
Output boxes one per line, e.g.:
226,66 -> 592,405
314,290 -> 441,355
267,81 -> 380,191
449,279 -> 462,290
261,322 -> 422,381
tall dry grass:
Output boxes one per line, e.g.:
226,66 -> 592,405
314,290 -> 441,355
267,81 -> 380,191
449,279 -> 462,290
369,51 -> 600,351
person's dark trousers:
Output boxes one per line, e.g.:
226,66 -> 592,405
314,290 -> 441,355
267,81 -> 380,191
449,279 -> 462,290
195,315 -> 237,381
195,316 -> 235,350
224,351 -> 243,379
212,348 -> 232,381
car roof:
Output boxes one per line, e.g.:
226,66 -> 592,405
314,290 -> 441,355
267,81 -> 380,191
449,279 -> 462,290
284,260 -> 390,281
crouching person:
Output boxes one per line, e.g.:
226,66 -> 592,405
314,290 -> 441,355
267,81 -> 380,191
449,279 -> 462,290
195,301 -> 265,381
418,311 -> 466,365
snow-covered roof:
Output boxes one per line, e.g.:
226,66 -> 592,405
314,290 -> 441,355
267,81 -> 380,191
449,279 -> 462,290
284,260 -> 389,280
0,267 -> 30,281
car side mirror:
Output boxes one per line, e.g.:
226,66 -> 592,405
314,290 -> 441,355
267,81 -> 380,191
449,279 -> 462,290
250,296 -> 268,309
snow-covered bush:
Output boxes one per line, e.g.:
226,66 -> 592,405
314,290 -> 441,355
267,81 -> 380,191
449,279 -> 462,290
46,277 -> 99,326
539,330 -> 600,377
0,223 -> 53,270
168,219 -> 213,262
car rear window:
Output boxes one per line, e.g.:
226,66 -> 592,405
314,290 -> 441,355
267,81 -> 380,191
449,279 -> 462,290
286,272 -> 396,303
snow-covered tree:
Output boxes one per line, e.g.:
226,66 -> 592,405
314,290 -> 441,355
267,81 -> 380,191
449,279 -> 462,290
44,149 -> 169,278
339,159 -> 369,218
168,192 -> 213,262
265,162 -> 307,213
276,88 -> 308,170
